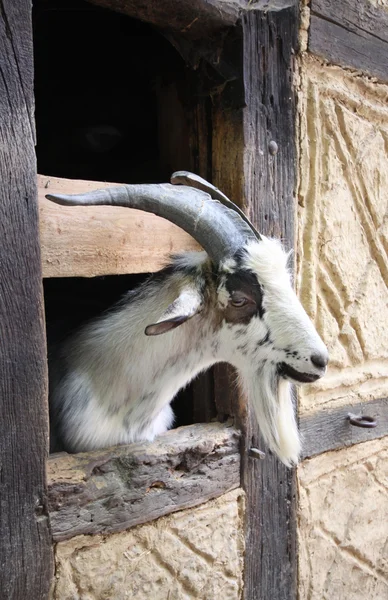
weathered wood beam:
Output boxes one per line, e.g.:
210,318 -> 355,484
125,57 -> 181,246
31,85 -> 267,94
300,397 -> 388,460
309,0 -> 388,82
211,3 -> 299,598
39,175 -> 200,278
241,9 -> 298,599
47,422 -> 241,542
0,1 -> 53,597
86,0 -> 245,39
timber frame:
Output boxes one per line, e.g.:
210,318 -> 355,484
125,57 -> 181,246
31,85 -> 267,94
1,1 -> 300,599
0,2 -> 53,599
5,1 -> 387,599
309,0 -> 388,84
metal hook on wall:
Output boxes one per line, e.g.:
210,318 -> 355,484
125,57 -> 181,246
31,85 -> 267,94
348,413 -> 377,428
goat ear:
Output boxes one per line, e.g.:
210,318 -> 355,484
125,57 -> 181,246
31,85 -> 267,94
145,288 -> 202,336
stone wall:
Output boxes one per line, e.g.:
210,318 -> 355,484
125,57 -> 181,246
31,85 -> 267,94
296,43 -> 388,600
298,438 -> 388,599
296,55 -> 388,416
50,489 -> 245,600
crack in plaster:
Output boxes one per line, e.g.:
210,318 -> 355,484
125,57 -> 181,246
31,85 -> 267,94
297,55 -> 388,416
299,443 -> 387,484
317,525 -> 388,586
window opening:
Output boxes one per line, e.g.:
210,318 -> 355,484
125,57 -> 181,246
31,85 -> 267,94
34,0 -> 215,449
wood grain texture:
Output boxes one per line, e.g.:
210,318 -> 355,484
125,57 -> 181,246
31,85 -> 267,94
309,0 -> 388,82
211,5 -> 299,599
243,13 -> 296,244
47,422 -> 241,542
300,397 -> 388,459
313,0 -> 388,42
241,10 -> 298,599
39,175 -> 200,278
0,1 -> 53,598
86,0 -> 244,39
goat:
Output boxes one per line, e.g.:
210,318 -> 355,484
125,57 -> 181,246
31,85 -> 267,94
46,172 -> 328,466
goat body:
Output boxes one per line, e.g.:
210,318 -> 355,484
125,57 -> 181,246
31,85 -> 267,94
50,238 -> 328,466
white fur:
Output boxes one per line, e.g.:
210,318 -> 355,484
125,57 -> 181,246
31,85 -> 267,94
239,369 -> 300,467
50,237 -> 328,466
216,237 -> 327,464
155,287 -> 202,323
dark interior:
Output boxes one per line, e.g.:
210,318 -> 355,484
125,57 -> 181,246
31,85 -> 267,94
33,0 -> 191,182
33,0 -> 206,435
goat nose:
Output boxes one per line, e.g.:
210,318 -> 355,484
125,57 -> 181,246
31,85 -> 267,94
311,352 -> 329,369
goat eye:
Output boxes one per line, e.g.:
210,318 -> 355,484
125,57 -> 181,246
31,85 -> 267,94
231,296 -> 248,308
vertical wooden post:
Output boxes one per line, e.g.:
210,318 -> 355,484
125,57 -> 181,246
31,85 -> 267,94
0,2 -> 53,598
212,3 -> 299,599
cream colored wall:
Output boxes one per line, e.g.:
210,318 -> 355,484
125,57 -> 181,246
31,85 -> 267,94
296,52 -> 388,599
298,438 -> 387,599
50,489 -> 245,600
296,55 -> 388,416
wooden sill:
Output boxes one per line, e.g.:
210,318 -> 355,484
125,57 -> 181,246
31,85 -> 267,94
39,175 -> 200,278
47,421 -> 240,542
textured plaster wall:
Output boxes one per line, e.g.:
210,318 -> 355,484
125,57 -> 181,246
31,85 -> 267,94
296,55 -> 388,415
298,438 -> 388,599
296,52 -> 388,599
50,489 -> 245,600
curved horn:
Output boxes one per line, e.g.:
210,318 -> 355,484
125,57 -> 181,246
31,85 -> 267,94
171,171 -> 261,241
46,182 -> 257,264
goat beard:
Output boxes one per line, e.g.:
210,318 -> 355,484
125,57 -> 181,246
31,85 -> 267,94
239,362 -> 301,467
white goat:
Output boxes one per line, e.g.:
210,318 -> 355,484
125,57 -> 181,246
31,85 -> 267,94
47,172 -> 328,466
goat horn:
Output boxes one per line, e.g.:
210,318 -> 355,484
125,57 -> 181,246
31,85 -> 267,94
46,182 -> 257,264
171,171 -> 262,242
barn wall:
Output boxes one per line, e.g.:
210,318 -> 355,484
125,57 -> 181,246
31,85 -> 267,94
298,437 -> 387,599
296,55 -> 388,416
296,19 -> 388,600
50,489 -> 245,600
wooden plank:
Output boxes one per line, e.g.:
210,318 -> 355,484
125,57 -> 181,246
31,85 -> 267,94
309,0 -> 388,82
86,0 -> 244,39
241,10 -> 298,599
211,4 -> 299,599
47,422 -> 240,542
39,175 -> 200,278
0,2 -> 53,598
312,0 -> 388,43
300,397 -> 388,460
